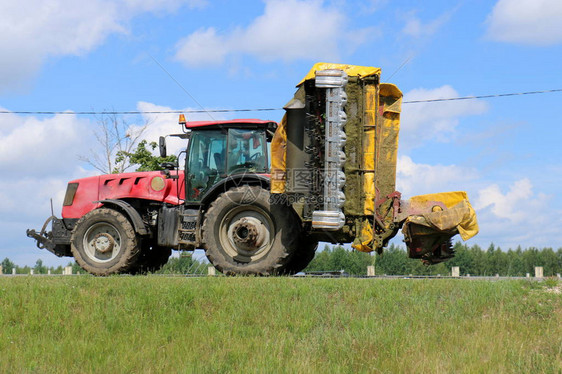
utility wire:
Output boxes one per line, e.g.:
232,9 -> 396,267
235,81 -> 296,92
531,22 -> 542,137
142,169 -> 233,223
403,88 -> 562,104
0,108 -> 283,115
1,88 -> 561,115
148,53 -> 215,120
386,54 -> 414,81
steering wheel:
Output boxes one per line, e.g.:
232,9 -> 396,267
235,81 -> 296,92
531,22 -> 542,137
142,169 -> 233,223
249,152 -> 261,161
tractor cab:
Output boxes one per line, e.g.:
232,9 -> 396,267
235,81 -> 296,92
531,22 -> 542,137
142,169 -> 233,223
166,118 -> 277,202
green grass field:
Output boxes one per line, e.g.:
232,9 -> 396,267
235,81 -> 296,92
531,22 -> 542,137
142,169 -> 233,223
0,276 -> 560,373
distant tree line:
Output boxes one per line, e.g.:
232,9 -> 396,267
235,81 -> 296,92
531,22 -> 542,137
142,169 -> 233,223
3,243 -> 561,276
155,253 -> 207,275
304,242 -> 562,277
0,258 -> 82,275
0,254 -> 207,275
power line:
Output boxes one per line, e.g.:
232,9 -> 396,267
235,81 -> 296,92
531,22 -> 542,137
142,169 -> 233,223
1,88 -> 561,116
148,53 -> 215,121
0,108 -> 284,115
387,54 -> 414,81
403,88 -> 562,104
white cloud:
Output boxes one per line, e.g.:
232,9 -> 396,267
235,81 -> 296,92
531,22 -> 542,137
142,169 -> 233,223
175,28 -> 231,66
359,0 -> 388,14
401,9 -> 454,38
486,0 -> 562,45
132,101 -> 228,157
474,178 -> 549,224
0,109 -> 91,177
396,155 -> 478,197
174,0 -> 376,67
472,178 -> 559,249
0,0 -> 206,92
400,85 -> 488,149
119,0 -> 207,13
0,109 -> 100,220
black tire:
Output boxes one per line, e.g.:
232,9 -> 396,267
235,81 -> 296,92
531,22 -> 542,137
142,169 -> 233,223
202,186 -> 300,275
70,208 -> 141,276
283,236 -> 318,275
131,243 -> 172,274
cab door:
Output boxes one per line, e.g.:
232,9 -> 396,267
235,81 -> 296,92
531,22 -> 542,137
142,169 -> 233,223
186,130 -> 227,202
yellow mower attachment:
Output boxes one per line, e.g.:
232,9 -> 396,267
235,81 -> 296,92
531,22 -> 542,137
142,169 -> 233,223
402,191 -> 478,264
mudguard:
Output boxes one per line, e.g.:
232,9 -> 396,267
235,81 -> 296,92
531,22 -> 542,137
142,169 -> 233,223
200,174 -> 270,207
98,199 -> 149,235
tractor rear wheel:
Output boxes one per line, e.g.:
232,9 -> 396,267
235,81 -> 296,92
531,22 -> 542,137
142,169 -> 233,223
131,243 -> 172,274
283,236 -> 318,274
70,208 -> 141,276
202,186 -> 300,275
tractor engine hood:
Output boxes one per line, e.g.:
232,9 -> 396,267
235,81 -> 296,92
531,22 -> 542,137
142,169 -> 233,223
61,170 -> 185,219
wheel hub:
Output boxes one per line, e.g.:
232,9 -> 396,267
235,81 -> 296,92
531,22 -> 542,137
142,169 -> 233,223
92,233 -> 115,254
227,216 -> 268,254
232,219 -> 259,246
82,221 -> 122,264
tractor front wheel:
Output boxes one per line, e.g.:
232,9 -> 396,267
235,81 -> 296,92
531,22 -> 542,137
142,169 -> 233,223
70,208 -> 141,276
283,236 -> 318,274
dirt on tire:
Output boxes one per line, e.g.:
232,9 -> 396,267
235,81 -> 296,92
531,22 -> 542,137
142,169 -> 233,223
202,186 -> 301,275
70,208 -> 142,276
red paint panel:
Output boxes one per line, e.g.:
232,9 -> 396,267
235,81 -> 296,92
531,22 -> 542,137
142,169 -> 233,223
62,171 -> 185,219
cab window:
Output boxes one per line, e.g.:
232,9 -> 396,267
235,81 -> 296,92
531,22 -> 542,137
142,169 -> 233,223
186,130 -> 226,201
227,129 -> 267,174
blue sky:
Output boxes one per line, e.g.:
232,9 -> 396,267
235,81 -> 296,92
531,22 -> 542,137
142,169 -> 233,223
1,0 -> 562,266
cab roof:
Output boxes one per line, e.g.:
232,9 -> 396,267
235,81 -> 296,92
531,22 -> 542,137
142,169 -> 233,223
184,119 -> 277,130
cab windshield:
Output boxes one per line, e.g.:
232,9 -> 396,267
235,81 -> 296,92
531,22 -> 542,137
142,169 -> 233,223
226,129 -> 267,173
186,128 -> 268,201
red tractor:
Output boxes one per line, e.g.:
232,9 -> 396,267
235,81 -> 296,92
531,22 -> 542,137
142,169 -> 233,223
28,119 -> 305,275
28,64 -> 478,275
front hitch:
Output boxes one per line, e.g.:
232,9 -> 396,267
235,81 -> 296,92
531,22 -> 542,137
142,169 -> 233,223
26,216 -> 68,257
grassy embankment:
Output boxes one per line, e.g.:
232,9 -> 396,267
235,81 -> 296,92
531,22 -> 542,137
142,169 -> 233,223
0,276 -> 560,373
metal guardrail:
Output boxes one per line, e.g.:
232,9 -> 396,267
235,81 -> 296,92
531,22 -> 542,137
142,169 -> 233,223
1,264 -> 560,279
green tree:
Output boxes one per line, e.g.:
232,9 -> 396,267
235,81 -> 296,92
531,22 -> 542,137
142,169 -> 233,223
304,245 -> 373,275
34,259 -> 47,274
506,248 -> 525,276
522,247 -> 540,275
18,265 -> 31,275
376,244 -> 408,275
116,140 -> 177,172
538,248 -> 559,276
469,244 -> 486,275
158,253 -> 206,274
330,245 -> 348,271
304,245 -> 332,272
69,261 -> 82,274
346,250 -> 373,275
485,243 -> 497,275
448,243 -> 473,275
491,246 -> 509,275
1,258 -> 15,274
557,248 -> 562,273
